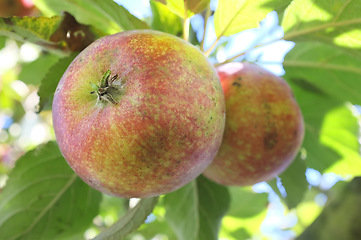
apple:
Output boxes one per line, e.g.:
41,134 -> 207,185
203,62 -> 304,186
52,30 -> 225,198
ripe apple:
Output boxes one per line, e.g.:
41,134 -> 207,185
52,30 -> 225,198
203,62 -> 304,186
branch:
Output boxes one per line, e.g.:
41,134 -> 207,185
200,6 -> 211,52
183,0 -> 190,42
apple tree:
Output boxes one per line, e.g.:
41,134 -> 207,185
0,0 -> 361,239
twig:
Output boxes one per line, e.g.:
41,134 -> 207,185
183,0 -> 190,42
200,6 -> 211,52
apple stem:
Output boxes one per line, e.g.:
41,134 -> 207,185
100,70 -> 111,88
90,70 -> 119,105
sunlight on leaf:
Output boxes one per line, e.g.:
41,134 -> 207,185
319,105 -> 361,176
284,64 -> 361,177
293,200 -> 322,235
284,42 -> 361,105
220,210 -> 267,239
214,0 -> 291,37
333,29 -> 361,48
282,0 -> 361,49
150,0 -> 183,36
155,0 -> 210,18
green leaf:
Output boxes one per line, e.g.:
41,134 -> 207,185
124,202 -> 177,239
37,53 -> 77,112
290,82 -> 342,173
164,175 -> 230,240
319,105 -> 361,176
19,53 -> 60,85
33,0 -> 149,35
150,0 -> 183,36
94,197 -> 159,240
227,187 -> 268,218
214,0 -> 292,37
154,0 -> 210,18
282,0 -> 361,50
0,15 -> 64,52
269,156 -> 308,209
284,75 -> 361,177
0,141 -> 102,240
283,42 -> 361,105
220,187 -> 268,239
0,13 -> 98,53
0,36 -> 5,49
297,178 -> 361,240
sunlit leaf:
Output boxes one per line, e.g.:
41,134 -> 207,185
282,0 -> 361,50
220,188 -> 268,240
0,141 -> 102,240
319,105 -> 361,176
214,0 -> 292,37
293,192 -> 323,235
283,44 -> 361,180
290,84 -> 342,173
284,42 -> 361,105
33,0 -> 149,35
154,0 -> 210,18
150,0 -> 183,36
164,175 -> 230,240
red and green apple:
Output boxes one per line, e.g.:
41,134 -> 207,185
203,62 -> 304,186
52,30 -> 225,198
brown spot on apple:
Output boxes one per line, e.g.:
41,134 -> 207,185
264,131 -> 278,150
232,81 -> 241,87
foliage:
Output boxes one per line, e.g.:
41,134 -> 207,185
0,142 -> 101,240
0,0 -> 360,239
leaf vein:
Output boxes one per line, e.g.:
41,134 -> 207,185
333,0 -> 353,23
0,174 -> 72,210
9,174 -> 78,240
283,17 -> 361,40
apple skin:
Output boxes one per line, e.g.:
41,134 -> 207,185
203,62 -> 304,186
52,30 -> 225,198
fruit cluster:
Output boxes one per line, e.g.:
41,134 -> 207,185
52,30 -> 304,198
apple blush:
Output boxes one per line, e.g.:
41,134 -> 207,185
52,30 -> 225,198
